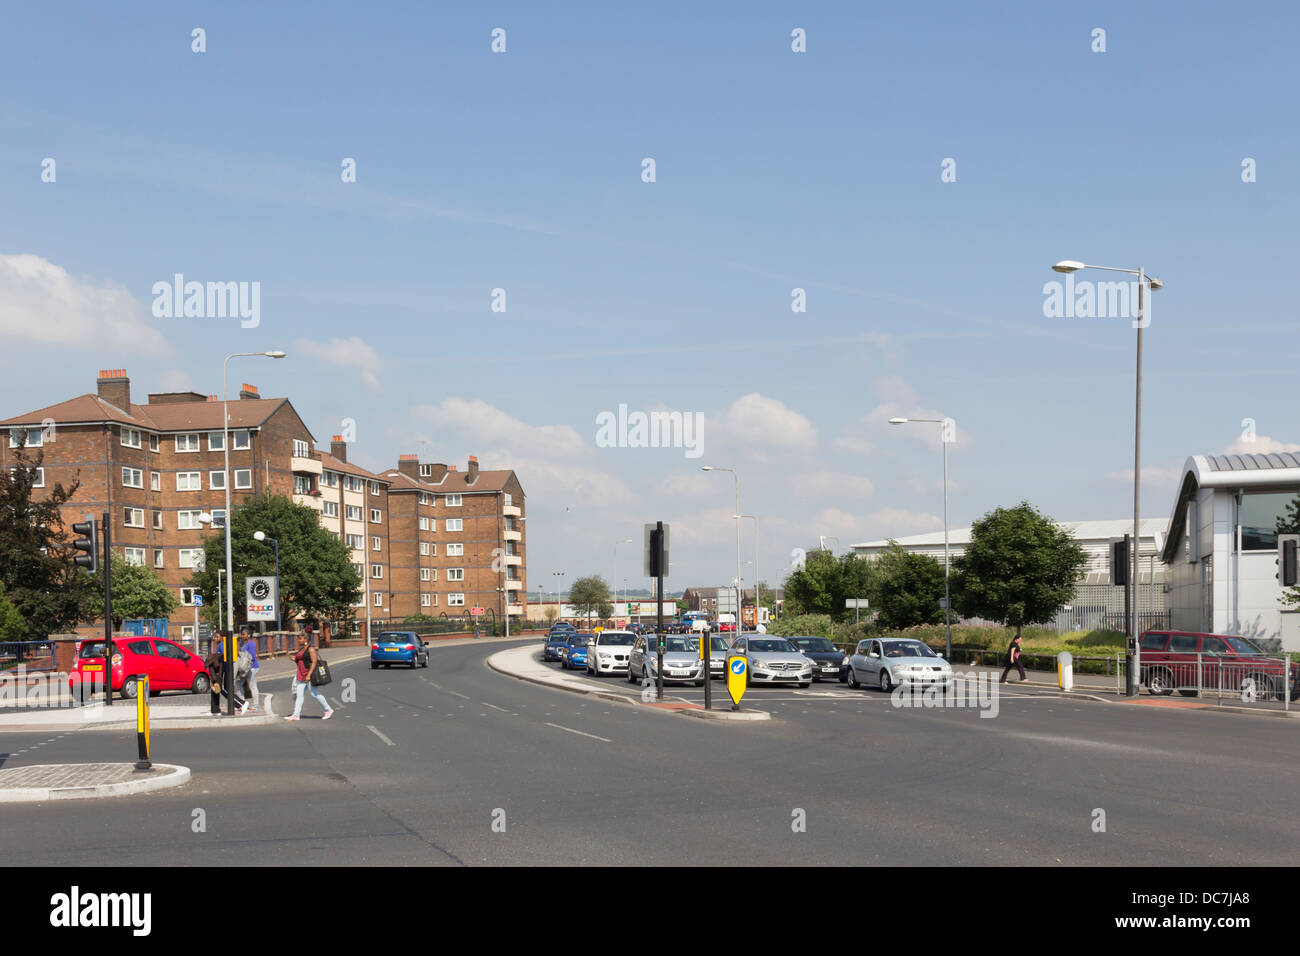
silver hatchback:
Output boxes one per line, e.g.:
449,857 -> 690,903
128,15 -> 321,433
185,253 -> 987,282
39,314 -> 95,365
628,634 -> 705,686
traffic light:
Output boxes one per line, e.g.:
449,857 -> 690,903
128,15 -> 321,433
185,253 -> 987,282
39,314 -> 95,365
71,517 -> 98,573
1110,536 -> 1130,587
1278,534 -> 1299,587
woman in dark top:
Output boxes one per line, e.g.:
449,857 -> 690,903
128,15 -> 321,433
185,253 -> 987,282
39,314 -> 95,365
999,633 -> 1027,683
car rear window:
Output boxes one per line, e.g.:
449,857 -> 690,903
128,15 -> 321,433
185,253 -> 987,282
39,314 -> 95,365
376,633 -> 412,643
1140,633 -> 1169,651
79,642 -> 107,658
1169,635 -> 1198,653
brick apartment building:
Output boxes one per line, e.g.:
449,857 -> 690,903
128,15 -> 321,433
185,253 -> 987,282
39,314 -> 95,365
379,455 -> 526,626
1,369 -> 528,638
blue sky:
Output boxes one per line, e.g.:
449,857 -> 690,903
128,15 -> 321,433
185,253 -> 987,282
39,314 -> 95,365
2,1 -> 1297,593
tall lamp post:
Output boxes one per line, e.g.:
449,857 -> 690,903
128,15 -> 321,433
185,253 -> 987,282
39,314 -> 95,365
737,514 -> 758,629
1051,260 -> 1162,696
253,531 -> 281,632
614,537 -> 632,623
702,466 -> 741,633
552,571 -> 564,622
222,350 -> 286,714
889,416 -> 954,661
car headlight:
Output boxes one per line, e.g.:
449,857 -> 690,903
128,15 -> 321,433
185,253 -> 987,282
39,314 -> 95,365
753,660 -> 766,669
841,656 -> 849,665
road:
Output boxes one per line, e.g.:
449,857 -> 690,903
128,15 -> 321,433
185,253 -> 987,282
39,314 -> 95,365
2,639 -> 1298,866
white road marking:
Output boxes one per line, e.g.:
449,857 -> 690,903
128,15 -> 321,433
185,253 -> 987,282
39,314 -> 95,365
545,722 -> 611,743
446,690 -> 470,700
481,702 -> 508,712
367,725 -> 395,746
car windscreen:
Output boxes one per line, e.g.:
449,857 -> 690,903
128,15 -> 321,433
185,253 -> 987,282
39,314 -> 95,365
791,638 -> 836,652
1225,637 -> 1264,655
748,639 -> 794,653
883,641 -> 936,658
710,637 -> 729,650
650,637 -> 695,653
598,633 -> 636,646
566,635 -> 588,645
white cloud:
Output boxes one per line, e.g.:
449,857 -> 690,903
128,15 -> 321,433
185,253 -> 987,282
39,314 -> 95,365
792,471 -> 875,499
293,336 -> 382,391
711,393 -> 817,462
812,506 -> 944,543
839,376 -> 964,453
1107,466 -> 1183,488
1224,436 -> 1300,454
0,253 -> 171,357
655,472 -> 717,497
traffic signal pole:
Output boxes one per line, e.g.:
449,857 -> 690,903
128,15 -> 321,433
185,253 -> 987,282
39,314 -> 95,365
102,511 -> 113,707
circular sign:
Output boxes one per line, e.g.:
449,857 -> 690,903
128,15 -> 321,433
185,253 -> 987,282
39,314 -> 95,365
730,659 -> 746,675
250,579 -> 271,601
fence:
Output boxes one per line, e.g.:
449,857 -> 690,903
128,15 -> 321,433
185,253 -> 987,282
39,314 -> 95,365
0,640 -> 58,673
1127,653 -> 1296,708
1049,607 -> 1169,634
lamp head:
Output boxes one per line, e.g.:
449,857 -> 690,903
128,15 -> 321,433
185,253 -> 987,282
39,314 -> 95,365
1147,277 -> 1164,291
265,350 -> 287,359
1052,260 -> 1085,273
888,417 -> 908,425
253,531 -> 266,542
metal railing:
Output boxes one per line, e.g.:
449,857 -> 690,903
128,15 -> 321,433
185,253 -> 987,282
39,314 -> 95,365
1131,653 -> 1296,708
0,641 -> 58,673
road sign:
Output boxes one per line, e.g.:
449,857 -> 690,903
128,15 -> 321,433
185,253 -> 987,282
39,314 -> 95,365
845,598 -> 869,609
938,598 -> 949,610
193,593 -> 203,607
726,654 -> 747,711
245,576 -> 277,622
470,607 -> 486,616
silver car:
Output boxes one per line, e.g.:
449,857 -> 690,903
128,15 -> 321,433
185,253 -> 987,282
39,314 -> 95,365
628,634 -> 705,686
731,635 -> 813,687
844,638 -> 953,692
704,634 -> 732,679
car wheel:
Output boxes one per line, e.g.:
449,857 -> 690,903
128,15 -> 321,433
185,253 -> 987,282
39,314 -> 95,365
1177,689 -> 1199,698
410,658 -> 418,669
192,674 -> 211,695
121,676 -> 139,700
1248,673 -> 1279,701
422,656 -> 429,668
879,671 -> 893,693
370,662 -> 378,669
847,667 -> 860,689
1147,668 -> 1174,696
798,681 -> 810,689
695,680 -> 704,687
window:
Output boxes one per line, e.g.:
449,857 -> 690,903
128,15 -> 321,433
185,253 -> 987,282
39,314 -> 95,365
428,593 -> 438,606
9,427 -> 42,448
370,480 -> 380,496
447,543 -> 464,557
345,534 -> 363,549
123,507 -> 144,528
421,593 -> 431,607
149,434 -> 160,452
152,510 -> 163,530
293,439 -> 309,458
153,550 -> 164,569
123,547 -> 145,566
371,564 -> 383,579
1170,635 -> 1198,653
418,517 -> 429,531
373,592 -> 384,607
180,587 -> 198,605
177,472 -> 201,491
1241,492 -> 1297,551
352,562 -> 364,577
122,467 -> 143,488
322,501 -> 338,518
234,469 -> 252,490
346,476 -> 363,493
448,568 -> 464,582
446,518 -> 462,532
418,492 -> 429,506
369,508 -> 382,523
209,470 -> 226,491
322,471 -> 338,488
175,433 -> 200,452
121,427 -> 142,448
181,625 -> 196,642
294,475 -> 313,495
419,464 -> 432,478
446,494 -> 462,507
419,542 -> 430,556
428,543 -> 437,556
504,493 -> 512,506
420,568 -> 431,582
428,569 -> 438,582
179,549 -> 205,569
346,505 -> 362,521
232,430 -> 250,450
448,593 -> 465,607
371,536 -> 381,551
32,467 -> 44,487
208,432 -> 224,451
178,511 -> 204,530
210,509 -> 226,528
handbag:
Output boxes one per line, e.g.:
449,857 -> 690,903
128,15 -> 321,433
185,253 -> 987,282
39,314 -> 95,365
309,653 -> 333,687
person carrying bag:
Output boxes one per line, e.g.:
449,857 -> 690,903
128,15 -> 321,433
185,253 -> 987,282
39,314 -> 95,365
286,627 -> 333,721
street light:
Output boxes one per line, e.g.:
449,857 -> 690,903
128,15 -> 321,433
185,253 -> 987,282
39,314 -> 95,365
253,531 -> 281,632
702,466 -> 742,633
222,350 -> 286,714
890,415 -> 954,661
552,571 -> 564,622
614,537 -> 632,622
1051,260 -> 1162,696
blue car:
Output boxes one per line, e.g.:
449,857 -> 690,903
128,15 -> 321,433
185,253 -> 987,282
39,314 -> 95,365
371,631 -> 430,669
561,633 -> 592,670
543,629 -> 574,662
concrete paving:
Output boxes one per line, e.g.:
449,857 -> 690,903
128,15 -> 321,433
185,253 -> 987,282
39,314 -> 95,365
0,762 -> 190,802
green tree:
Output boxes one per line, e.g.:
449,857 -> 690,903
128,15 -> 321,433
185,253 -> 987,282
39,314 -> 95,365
782,551 -> 875,621
188,494 -> 361,630
87,553 -> 179,627
568,575 -> 611,625
0,443 -> 100,639
869,542 -> 946,630
952,501 -> 1088,638
0,582 -> 24,642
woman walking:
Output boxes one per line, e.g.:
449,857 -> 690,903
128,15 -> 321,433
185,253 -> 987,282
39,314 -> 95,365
205,631 -> 248,715
999,632 -> 1027,684
286,629 -> 333,721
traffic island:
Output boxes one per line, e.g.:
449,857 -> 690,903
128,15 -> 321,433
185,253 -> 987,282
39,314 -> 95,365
0,762 -> 190,803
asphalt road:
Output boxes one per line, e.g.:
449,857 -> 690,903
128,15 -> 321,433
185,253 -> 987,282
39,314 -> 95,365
2,639 -> 1298,866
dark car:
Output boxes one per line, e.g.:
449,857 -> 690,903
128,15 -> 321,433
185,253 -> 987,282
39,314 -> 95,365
786,636 -> 847,682
544,629 -> 574,663
370,631 -> 430,669
1138,630 -> 1300,699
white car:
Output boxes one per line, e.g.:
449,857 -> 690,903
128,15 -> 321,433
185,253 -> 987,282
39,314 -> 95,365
844,638 -> 953,692
730,635 -> 813,687
585,630 -> 637,676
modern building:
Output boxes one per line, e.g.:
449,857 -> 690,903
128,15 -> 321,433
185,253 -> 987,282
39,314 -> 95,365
1161,453 -> 1300,650
851,518 -> 1170,632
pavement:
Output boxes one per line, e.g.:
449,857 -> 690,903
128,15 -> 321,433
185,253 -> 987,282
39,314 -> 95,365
0,762 -> 190,803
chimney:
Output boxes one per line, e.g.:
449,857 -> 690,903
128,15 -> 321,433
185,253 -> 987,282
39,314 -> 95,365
467,455 -> 479,484
96,369 -> 131,411
330,435 -> 347,463
239,383 -> 260,400
397,454 -> 419,479
426,462 -> 449,483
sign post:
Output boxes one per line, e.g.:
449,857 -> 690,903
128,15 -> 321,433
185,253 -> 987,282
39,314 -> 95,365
134,675 -> 151,771
726,654 -> 747,712
845,597 -> 869,626
645,522 -> 670,703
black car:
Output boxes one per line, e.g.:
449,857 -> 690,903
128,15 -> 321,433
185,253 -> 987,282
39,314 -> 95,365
786,636 -> 846,681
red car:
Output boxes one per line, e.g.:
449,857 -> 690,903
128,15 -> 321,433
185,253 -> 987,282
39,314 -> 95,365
1138,630 -> 1299,700
69,637 -> 212,701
